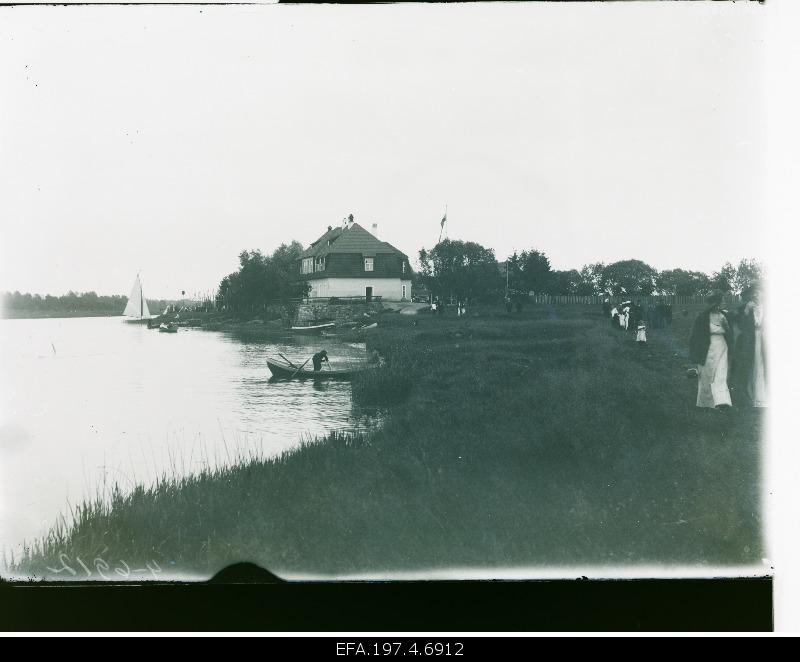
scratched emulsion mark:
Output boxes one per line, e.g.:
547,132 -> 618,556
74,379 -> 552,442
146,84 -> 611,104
44,552 -> 163,581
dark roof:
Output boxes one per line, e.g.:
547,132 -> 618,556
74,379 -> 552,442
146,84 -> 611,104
299,223 -> 407,259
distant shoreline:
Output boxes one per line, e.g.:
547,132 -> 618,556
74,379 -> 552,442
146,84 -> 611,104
0,311 -> 123,320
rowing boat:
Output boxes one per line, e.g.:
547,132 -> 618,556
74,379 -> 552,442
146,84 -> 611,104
290,322 -> 336,334
266,356 -> 374,380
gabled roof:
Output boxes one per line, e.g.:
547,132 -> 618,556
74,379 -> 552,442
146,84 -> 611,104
299,223 -> 407,259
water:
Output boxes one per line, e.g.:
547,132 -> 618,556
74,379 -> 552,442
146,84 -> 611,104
0,316 -> 378,553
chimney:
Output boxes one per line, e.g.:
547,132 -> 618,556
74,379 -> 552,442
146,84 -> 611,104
371,223 -> 378,237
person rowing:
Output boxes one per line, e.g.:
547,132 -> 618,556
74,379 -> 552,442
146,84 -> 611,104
312,349 -> 329,372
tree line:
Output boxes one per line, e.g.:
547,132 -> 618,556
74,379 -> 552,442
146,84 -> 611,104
215,242 -> 310,315
418,240 -> 764,302
7,237 -> 760,318
1,291 -> 172,316
212,237 -> 764,313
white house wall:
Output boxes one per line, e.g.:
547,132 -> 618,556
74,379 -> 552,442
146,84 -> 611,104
309,278 -> 412,301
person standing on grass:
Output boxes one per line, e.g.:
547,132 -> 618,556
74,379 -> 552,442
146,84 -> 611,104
636,320 -> 647,347
689,292 -> 734,411
731,284 -> 767,408
602,298 -> 611,318
655,302 -> 666,329
621,301 -> 631,331
632,300 -> 643,333
618,304 -> 627,330
647,302 -> 657,330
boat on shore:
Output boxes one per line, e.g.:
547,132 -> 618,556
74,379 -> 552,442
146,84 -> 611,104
266,355 -> 374,380
159,322 -> 178,333
290,321 -> 336,334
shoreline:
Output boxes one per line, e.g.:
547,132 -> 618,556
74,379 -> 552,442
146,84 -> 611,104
5,303 -> 763,580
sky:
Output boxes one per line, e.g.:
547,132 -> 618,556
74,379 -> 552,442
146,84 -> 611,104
0,2 -> 765,299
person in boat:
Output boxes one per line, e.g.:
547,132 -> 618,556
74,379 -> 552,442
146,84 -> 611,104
312,350 -> 329,372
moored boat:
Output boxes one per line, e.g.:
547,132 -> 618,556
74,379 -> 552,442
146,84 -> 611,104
290,321 -> 336,334
266,355 -> 374,380
159,322 -> 178,333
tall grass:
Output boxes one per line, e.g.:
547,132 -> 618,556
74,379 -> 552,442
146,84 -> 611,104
7,304 -> 763,579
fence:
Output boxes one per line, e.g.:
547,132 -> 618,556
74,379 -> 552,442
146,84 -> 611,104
295,296 -> 383,305
524,294 -> 742,306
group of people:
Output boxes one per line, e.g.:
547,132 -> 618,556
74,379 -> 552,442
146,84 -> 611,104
604,299 -> 653,346
430,299 -> 468,317
688,286 -> 767,411
602,289 -> 766,411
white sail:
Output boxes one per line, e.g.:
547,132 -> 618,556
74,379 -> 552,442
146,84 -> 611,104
123,275 -> 151,318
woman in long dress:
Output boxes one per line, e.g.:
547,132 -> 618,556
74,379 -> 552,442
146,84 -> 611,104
689,292 -> 734,410
732,286 -> 767,407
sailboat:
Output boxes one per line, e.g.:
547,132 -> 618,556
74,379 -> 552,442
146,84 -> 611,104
122,274 -> 155,324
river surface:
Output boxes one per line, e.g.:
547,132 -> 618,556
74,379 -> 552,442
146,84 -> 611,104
0,316 -> 378,553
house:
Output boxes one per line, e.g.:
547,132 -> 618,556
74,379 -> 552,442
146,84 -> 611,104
298,216 -> 413,302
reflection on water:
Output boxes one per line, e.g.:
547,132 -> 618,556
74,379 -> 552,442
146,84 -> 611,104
0,317 -> 380,552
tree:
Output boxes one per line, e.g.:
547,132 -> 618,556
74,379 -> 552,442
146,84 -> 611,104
655,269 -> 712,297
216,241 -> 308,315
710,262 -> 736,294
602,260 -> 658,297
577,262 -> 607,295
503,251 -> 524,293
518,249 -> 552,294
549,269 -> 582,296
734,258 -> 763,295
418,239 -> 501,302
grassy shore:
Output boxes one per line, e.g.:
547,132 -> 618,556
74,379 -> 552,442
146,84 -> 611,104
9,304 -> 763,579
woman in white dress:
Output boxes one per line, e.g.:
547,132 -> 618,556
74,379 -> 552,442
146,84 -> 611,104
620,301 -> 631,330
689,292 -> 734,410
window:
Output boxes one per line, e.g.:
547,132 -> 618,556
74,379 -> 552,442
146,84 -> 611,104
402,261 -> 406,275
301,258 -> 314,274
364,257 -> 374,272
402,285 -> 407,300
315,256 -> 325,272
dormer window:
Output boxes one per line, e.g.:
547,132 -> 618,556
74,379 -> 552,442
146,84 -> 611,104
301,257 -> 314,274
402,261 -> 406,275
364,257 -> 374,272
315,256 -> 326,272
